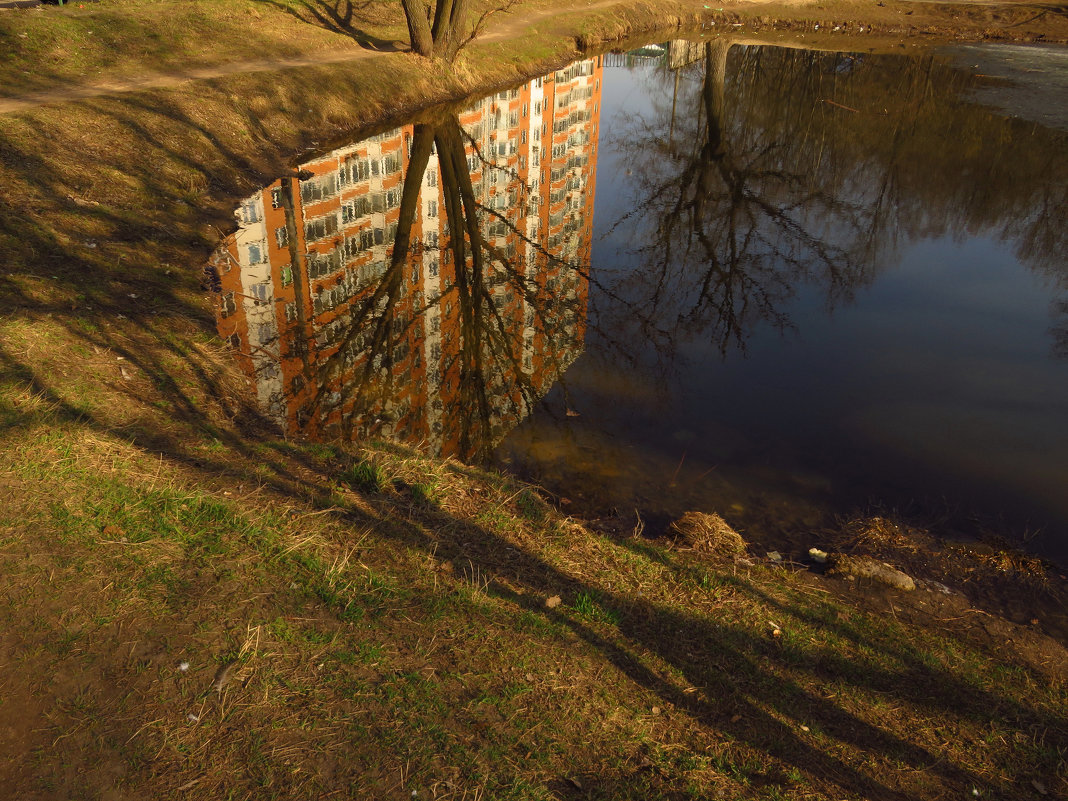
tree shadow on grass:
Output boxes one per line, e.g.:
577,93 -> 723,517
260,0 -> 407,52
404,499 -> 1068,799
8,335 -> 1060,800
3,274 -> 1066,800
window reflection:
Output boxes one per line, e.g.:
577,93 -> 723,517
212,57 -> 604,459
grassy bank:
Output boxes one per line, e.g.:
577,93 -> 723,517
3,387 -> 1067,799
1,0 -> 1067,798
1,0 -> 1066,102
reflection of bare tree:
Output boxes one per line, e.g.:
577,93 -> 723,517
279,112 -> 589,460
602,42 -> 879,361
296,124 -> 437,438
601,40 -> 1068,360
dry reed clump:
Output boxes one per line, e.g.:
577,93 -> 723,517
669,511 -> 746,556
954,537 -> 1051,584
839,516 -> 922,554
975,548 -> 1048,579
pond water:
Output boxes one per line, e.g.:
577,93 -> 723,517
212,38 -> 1068,562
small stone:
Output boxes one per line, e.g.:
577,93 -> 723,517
827,554 -> 916,591
651,706 -> 661,715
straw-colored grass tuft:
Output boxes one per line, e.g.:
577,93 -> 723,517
669,511 -> 746,556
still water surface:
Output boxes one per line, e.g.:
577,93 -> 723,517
213,39 -> 1068,561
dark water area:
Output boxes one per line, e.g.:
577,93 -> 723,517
212,39 -> 1068,564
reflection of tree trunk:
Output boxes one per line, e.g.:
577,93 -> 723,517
393,124 -> 436,271
286,108 -> 584,455
622,38 -> 834,356
280,176 -> 311,373
329,123 -> 437,432
434,117 -> 493,456
360,122 -> 436,366
704,39 -> 731,162
692,40 -> 732,226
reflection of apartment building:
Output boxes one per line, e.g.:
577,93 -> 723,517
214,56 -> 602,459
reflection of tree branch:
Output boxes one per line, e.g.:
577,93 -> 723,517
285,104 -> 591,458
458,126 -> 674,345
605,40 -> 878,361
312,123 -> 438,434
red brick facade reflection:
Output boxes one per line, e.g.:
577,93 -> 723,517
214,57 -> 602,457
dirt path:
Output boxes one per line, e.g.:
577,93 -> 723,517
0,0 -> 631,115
0,47 -> 389,115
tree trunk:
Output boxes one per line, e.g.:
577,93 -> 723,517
439,0 -> 470,61
431,0 -> 454,47
401,0 -> 435,56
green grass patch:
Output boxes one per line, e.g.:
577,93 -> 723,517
342,460 -> 388,493
571,590 -> 620,626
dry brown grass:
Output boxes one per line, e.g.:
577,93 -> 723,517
669,510 -> 748,556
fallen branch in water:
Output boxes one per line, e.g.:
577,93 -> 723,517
819,98 -> 890,115
819,98 -> 860,113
